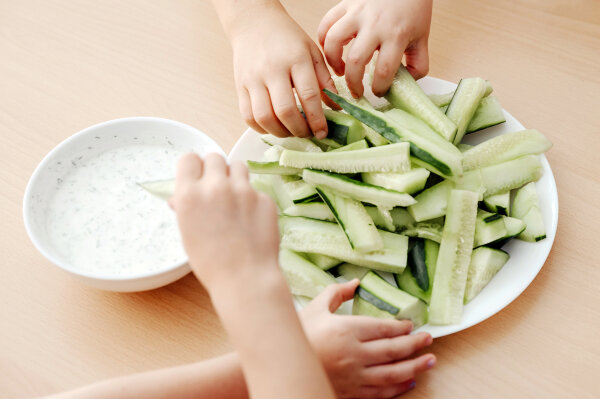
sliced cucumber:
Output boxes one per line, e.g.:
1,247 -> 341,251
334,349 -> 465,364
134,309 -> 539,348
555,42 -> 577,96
336,263 -> 370,281
466,96 -> 506,133
323,89 -> 463,177
305,253 -> 342,270
262,145 -> 284,161
324,109 -> 366,144
280,142 -> 411,174
329,139 -> 369,152
483,192 -> 510,215
390,208 -> 416,231
408,180 -> 453,222
262,135 -> 323,152
428,92 -> 454,108
511,182 -> 546,242
353,271 -> 428,327
302,169 -> 416,208
429,190 -> 478,325
462,130 -> 552,171
395,239 -> 439,304
316,186 -> 383,253
401,223 -> 443,243
385,65 -> 457,141
311,137 -> 342,151
246,161 -> 302,175
282,203 -> 335,221
363,125 -> 391,146
479,155 -> 544,197
266,175 -> 294,211
457,143 -> 474,152
365,206 -> 396,232
138,179 -> 175,201
362,168 -> 430,195
446,77 -> 489,144
279,216 -> 408,273
474,210 -> 508,248
279,249 -> 336,298
464,247 -> 509,304
284,180 -> 319,204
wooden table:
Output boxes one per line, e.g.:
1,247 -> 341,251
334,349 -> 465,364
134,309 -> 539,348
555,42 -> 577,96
1,0 -> 599,397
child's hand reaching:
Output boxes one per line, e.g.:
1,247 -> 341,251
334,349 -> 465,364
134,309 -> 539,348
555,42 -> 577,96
318,0 -> 433,98
301,280 -> 436,398
215,1 -> 337,139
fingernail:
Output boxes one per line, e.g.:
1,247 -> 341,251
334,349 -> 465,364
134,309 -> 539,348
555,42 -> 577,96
409,380 -> 416,390
315,130 -> 327,139
427,357 -> 436,368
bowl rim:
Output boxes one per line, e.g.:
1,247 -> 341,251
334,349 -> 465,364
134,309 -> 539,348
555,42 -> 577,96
22,116 -> 225,282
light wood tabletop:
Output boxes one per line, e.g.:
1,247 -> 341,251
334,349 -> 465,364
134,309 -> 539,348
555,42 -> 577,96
1,0 -> 599,397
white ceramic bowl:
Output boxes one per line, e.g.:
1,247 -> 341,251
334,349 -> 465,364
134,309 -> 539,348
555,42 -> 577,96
23,117 -> 225,292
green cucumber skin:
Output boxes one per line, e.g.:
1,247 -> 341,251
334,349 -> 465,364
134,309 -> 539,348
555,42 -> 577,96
395,239 -> 439,304
408,239 -> 429,291
324,109 -> 366,144
356,287 -> 400,315
323,89 -> 457,177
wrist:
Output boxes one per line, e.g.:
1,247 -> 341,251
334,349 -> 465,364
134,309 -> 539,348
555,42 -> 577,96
219,1 -> 286,40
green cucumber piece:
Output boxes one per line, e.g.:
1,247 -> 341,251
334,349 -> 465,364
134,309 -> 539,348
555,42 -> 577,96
462,130 -> 552,171
302,169 -> 416,208
511,182 -> 546,242
401,223 -> 444,243
484,192 -> 510,215
282,203 -> 335,221
385,65 -> 457,141
408,180 -> 453,222
466,96 -> 506,133
336,263 -> 370,281
283,180 -> 319,204
474,210 -> 507,248
311,137 -> 343,151
408,239 -> 428,290
316,186 -> 383,253
464,247 -> 510,303
390,208 -> 416,231
324,109 -> 366,144
395,239 -> 439,304
138,179 -> 175,201
279,142 -> 411,174
479,155 -> 544,197
363,125 -> 391,146
262,135 -> 323,152
279,249 -> 336,298
457,143 -> 474,152
323,89 -> 462,177
428,92 -> 455,108
305,253 -> 342,270
364,206 -> 396,232
353,271 -> 428,327
246,161 -> 302,175
445,77 -> 488,144
266,175 -> 294,211
329,139 -> 369,152
362,168 -> 430,195
429,190 -> 478,325
279,216 -> 408,273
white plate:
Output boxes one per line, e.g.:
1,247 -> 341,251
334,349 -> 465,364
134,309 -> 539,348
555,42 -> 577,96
228,76 -> 558,338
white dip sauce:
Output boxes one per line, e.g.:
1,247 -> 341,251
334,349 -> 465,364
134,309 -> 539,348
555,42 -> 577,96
46,145 -> 187,276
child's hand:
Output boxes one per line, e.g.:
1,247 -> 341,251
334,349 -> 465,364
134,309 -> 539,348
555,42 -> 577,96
171,153 -> 280,290
318,0 -> 433,97
301,280 -> 436,398
229,4 -> 336,139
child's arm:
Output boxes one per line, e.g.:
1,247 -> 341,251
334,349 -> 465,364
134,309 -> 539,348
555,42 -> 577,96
318,0 -> 433,97
171,153 -> 335,399
210,0 -> 336,139
42,281 -> 435,399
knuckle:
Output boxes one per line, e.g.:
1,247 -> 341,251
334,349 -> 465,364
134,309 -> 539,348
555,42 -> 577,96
274,102 -> 298,119
297,87 -> 320,103
254,111 -> 273,126
376,322 -> 393,337
375,62 -> 393,79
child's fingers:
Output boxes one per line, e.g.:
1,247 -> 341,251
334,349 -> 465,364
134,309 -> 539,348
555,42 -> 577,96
311,279 -> 359,312
249,86 -> 290,138
238,87 -> 266,134
317,4 -> 347,48
361,332 -> 433,366
362,353 -> 436,386
202,153 -> 229,178
371,40 -> 407,97
308,45 -> 341,111
175,153 -> 204,191
291,62 -> 329,139
229,160 -> 249,182
268,79 -> 311,138
349,317 -> 413,341
344,33 -> 380,98
323,17 -> 357,76
405,39 -> 430,80
354,380 -> 416,399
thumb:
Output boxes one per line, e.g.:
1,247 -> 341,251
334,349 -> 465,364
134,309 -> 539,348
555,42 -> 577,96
313,279 -> 360,313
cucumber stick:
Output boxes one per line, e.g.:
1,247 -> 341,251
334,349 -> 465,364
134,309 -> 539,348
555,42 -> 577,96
316,186 -> 383,253
464,247 -> 509,303
462,129 -> 552,171
429,190 -> 478,325
284,180 -> 319,204
305,253 -> 342,270
279,142 -> 410,173
283,203 -> 335,221
323,89 -> 463,177
246,161 -> 301,175
279,249 -> 336,298
484,192 -> 510,215
511,182 -> 546,242
353,271 -> 428,328
466,96 -> 506,133
330,140 -> 369,152
279,216 -> 408,273
336,263 -> 370,281
323,109 -> 366,144
362,168 -> 430,195
385,65 -> 457,141
445,77 -> 488,144
262,135 -> 322,152
302,169 -> 416,208
395,239 -> 440,304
